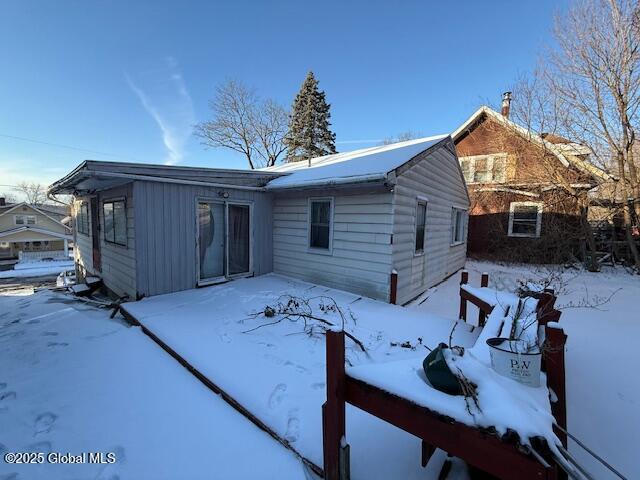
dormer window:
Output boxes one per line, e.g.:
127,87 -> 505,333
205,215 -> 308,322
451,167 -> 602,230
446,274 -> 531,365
459,154 -> 507,184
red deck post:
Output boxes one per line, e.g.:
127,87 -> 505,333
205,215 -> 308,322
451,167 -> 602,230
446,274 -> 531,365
390,270 -> 398,305
544,322 -> 567,450
478,272 -> 489,326
323,330 -> 347,480
459,270 -> 469,321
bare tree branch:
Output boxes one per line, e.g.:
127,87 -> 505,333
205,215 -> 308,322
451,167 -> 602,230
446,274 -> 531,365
194,80 -> 288,169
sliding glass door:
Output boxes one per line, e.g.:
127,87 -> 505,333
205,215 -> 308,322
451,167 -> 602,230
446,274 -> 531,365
197,201 -> 251,284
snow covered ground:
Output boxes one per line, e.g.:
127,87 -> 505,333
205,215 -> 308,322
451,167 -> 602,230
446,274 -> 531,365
2,260 -> 636,479
0,260 -> 73,279
125,263 -> 638,480
0,285 -> 308,479
123,274 -> 480,479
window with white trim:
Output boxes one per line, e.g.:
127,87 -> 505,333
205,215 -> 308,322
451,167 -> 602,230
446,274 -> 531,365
508,202 -> 542,238
308,198 -> 333,251
77,202 -> 89,235
459,154 -> 507,184
103,199 -> 127,246
415,200 -> 427,254
451,207 -> 466,245
15,215 -> 36,225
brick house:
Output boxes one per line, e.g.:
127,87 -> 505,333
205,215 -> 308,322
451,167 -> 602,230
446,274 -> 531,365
452,93 -> 611,263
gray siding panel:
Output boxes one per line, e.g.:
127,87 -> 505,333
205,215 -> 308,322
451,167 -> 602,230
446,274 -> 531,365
272,190 -> 393,301
392,141 -> 469,304
133,180 -> 273,297
74,185 -> 137,299
98,184 -> 137,299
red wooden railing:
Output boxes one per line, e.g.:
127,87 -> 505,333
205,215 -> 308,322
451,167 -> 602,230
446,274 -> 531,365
322,270 -> 568,480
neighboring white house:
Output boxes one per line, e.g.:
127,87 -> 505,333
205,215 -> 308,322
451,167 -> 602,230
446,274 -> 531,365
48,135 -> 469,304
0,200 -> 72,262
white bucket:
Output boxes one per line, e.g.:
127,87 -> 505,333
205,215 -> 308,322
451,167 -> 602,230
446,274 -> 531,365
486,338 -> 542,387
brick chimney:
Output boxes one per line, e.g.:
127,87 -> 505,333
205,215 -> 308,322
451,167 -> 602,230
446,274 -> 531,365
501,91 -> 512,118
0,197 -> 5,207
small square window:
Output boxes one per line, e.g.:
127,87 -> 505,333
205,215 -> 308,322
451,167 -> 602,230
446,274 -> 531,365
509,202 -> 542,238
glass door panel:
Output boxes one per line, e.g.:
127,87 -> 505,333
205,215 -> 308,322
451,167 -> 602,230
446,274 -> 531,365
198,202 -> 225,281
227,204 -> 250,276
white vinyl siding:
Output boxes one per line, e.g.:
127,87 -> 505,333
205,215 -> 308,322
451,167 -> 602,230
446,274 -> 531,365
273,191 -> 393,301
392,142 -> 469,305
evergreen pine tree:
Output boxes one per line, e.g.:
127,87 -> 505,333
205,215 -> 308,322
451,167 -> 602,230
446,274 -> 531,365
285,71 -> 337,162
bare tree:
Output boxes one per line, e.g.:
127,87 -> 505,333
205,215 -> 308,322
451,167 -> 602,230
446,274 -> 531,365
14,181 -> 47,205
542,0 -> 640,269
381,130 -> 421,145
0,192 -> 17,203
195,80 -> 288,169
505,1 -> 640,270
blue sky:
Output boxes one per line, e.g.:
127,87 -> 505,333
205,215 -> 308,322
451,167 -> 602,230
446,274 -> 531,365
0,0 -> 565,192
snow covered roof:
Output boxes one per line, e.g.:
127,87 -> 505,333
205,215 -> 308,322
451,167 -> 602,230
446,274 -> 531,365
452,106 -> 612,182
263,135 -> 450,189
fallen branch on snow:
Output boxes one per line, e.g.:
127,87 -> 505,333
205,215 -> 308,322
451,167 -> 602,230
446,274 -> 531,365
242,295 -> 368,353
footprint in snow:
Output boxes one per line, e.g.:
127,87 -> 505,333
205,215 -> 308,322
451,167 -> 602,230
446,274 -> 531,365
0,442 -> 7,455
0,391 -> 16,402
24,441 -> 52,453
47,342 -> 69,348
268,383 -> 287,409
41,331 -> 58,337
219,333 -> 232,344
111,445 -> 126,463
284,409 -> 300,443
0,473 -> 20,480
0,382 -> 6,390
282,360 -> 309,374
94,445 -> 125,480
34,412 -> 57,435
311,382 -> 325,390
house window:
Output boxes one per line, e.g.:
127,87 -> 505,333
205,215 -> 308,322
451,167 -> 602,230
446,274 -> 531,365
451,207 -> 467,245
103,199 -> 127,246
415,200 -> 427,254
459,154 -> 507,184
15,215 -> 36,225
309,198 -> 333,251
508,202 -> 542,238
77,202 -> 89,235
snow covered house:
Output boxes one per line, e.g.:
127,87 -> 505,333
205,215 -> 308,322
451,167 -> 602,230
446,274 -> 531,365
48,135 -> 469,304
453,93 -> 611,263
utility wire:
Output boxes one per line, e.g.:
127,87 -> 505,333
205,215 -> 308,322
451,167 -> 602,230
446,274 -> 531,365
0,133 -> 136,160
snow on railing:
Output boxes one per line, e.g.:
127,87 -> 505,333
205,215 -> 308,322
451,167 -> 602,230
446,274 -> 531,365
18,250 -> 68,262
